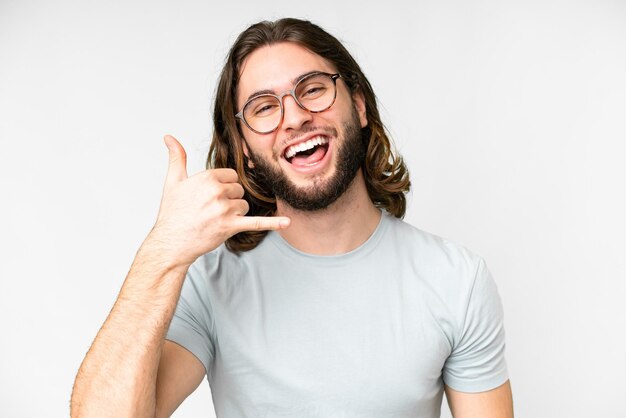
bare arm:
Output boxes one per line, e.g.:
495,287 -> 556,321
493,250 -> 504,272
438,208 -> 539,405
70,239 -> 190,417
445,380 -> 514,418
70,135 -> 290,417
154,341 -> 206,418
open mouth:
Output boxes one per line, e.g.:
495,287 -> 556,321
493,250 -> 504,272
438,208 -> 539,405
283,136 -> 330,167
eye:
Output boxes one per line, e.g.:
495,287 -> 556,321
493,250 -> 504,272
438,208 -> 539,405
298,83 -> 327,100
306,85 -> 326,96
247,97 -> 280,117
254,104 -> 277,116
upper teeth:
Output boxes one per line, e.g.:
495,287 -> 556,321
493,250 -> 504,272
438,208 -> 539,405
284,136 -> 329,159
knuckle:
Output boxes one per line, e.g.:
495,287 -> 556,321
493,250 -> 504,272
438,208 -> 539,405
203,187 -> 219,203
212,186 -> 227,200
203,170 -> 217,182
206,183 -> 227,201
214,200 -> 229,216
241,200 -> 250,215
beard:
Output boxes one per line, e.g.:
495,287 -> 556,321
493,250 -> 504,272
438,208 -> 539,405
248,108 -> 366,212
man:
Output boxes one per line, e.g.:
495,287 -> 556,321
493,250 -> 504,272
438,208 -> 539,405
71,18 -> 513,418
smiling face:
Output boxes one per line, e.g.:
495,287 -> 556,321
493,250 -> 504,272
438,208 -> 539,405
236,42 -> 368,211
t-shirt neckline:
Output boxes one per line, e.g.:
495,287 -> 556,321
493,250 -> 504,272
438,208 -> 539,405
265,210 -> 390,266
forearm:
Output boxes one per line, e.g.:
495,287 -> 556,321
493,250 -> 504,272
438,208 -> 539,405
71,238 -> 190,418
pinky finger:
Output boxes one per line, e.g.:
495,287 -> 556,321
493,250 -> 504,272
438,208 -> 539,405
232,215 -> 291,233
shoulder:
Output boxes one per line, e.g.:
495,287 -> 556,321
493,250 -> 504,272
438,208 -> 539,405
381,216 -> 496,319
383,217 -> 505,349
383,215 -> 484,281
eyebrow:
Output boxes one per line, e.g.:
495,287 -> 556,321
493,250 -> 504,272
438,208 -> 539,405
244,70 -> 322,103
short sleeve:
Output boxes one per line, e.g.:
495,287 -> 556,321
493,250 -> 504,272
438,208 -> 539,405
443,258 -> 509,392
166,259 -> 216,374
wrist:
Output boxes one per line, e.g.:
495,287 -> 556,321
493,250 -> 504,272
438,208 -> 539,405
136,231 -> 194,276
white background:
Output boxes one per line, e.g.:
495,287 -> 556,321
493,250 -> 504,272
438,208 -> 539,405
1,0 -> 625,417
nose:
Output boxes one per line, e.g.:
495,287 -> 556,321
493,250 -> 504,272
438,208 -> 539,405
279,93 -> 313,131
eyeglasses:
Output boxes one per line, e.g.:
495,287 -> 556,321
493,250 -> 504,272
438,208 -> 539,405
235,72 -> 341,134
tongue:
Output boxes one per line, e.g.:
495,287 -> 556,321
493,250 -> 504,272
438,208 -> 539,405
290,146 -> 327,167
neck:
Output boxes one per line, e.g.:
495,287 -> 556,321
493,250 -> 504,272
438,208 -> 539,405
275,170 -> 382,255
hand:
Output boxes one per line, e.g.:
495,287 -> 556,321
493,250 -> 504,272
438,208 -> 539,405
148,135 -> 290,267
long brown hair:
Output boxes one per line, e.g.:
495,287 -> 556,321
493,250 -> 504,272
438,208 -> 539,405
208,18 -> 410,252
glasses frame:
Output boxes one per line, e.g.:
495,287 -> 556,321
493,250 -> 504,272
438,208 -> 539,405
235,72 -> 341,135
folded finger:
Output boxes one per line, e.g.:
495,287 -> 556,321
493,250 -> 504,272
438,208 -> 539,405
224,182 -> 245,200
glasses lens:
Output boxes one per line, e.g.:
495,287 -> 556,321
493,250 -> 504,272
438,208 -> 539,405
295,73 -> 336,112
243,96 -> 282,133
241,73 -> 337,134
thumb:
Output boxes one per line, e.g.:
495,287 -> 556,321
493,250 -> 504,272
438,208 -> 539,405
163,134 -> 188,186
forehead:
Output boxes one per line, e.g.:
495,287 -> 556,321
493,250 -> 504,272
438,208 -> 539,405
237,42 -> 337,104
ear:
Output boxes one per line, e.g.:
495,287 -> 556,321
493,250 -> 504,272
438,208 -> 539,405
241,139 -> 255,169
352,90 -> 368,128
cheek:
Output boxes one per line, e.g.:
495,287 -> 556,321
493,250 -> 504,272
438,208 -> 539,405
245,137 -> 282,163
338,95 -> 363,126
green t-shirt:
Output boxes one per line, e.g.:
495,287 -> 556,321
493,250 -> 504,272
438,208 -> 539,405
166,212 -> 508,417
